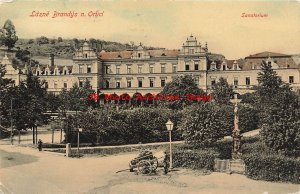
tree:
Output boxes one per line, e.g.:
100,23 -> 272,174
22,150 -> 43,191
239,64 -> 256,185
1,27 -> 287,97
179,102 -> 234,147
0,19 -> 18,51
46,93 -> 61,112
211,77 -> 234,104
238,104 -> 259,133
36,36 -> 49,45
159,75 -> 205,109
257,62 -> 300,156
0,63 -> 13,130
59,81 -> 95,111
27,39 -> 34,44
15,49 -> 31,63
15,73 -> 49,144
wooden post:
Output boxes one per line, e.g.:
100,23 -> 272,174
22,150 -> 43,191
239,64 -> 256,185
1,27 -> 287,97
35,126 -> 37,144
32,127 -> 35,144
18,130 -> 20,144
52,127 -> 54,144
60,128 -> 62,143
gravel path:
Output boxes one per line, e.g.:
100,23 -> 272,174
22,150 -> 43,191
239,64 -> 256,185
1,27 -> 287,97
0,144 -> 299,194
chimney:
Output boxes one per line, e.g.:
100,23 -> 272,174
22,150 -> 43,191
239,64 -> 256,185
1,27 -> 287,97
49,54 -> 54,66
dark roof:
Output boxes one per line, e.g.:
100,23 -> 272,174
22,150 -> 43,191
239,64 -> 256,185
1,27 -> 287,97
245,51 -> 291,59
98,49 -> 179,60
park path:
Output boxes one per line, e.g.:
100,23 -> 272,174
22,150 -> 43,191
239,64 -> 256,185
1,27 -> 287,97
0,143 -> 299,194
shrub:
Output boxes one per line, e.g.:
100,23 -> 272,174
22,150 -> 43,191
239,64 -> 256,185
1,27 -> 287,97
214,139 -> 232,159
167,145 -> 219,170
243,153 -> 300,184
238,104 -> 259,133
64,108 -> 184,145
179,102 -> 233,147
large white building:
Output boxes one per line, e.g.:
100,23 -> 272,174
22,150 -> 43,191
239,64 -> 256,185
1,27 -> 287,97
2,35 -> 300,96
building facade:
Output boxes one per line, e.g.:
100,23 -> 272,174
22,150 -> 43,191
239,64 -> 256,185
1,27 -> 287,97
2,35 -> 300,96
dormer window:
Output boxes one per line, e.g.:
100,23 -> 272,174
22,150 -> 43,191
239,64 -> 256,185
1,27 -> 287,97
234,65 -> 237,70
138,53 -> 141,58
37,71 -> 40,76
64,70 -> 67,75
223,65 -> 226,70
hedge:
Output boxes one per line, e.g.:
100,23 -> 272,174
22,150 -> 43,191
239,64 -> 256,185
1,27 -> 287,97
167,145 -> 219,170
243,153 -> 300,184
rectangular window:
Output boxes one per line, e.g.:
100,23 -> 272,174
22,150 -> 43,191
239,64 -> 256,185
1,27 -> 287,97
79,80 -> 83,87
289,76 -> 294,83
54,82 -> 58,89
138,65 -> 142,73
172,65 -> 177,73
116,81 -> 120,88
79,65 -> 84,74
150,79 -> 154,87
161,79 -> 166,87
246,77 -> 250,85
194,77 -> 199,86
161,64 -> 165,73
189,49 -> 194,54
127,80 -> 131,88
194,62 -> 199,71
127,66 -> 131,74
185,63 -> 190,71
105,80 -> 109,89
105,66 -> 110,74
138,80 -> 143,88
45,82 -> 48,89
234,78 -> 238,88
63,82 -> 67,89
211,80 -> 216,86
87,65 -> 91,73
149,64 -> 154,73
116,66 -> 120,74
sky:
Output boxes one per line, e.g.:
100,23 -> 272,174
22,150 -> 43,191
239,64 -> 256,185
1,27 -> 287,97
0,0 -> 300,59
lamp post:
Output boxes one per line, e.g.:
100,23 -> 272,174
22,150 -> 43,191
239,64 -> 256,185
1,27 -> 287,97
77,128 -> 83,157
166,119 -> 174,169
230,93 -> 242,160
10,98 -> 13,145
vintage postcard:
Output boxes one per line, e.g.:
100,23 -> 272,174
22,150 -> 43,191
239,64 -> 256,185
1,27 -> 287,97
0,0 -> 300,194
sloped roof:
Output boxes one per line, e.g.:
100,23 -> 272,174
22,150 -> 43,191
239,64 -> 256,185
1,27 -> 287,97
98,49 -> 179,60
245,51 -> 290,59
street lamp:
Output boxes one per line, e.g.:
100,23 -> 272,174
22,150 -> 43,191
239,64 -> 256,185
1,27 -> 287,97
166,119 -> 174,169
10,98 -> 13,145
77,128 -> 83,157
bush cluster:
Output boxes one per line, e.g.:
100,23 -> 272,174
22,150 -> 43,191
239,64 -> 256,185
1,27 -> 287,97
167,145 -> 219,170
241,136 -> 300,184
243,153 -> 300,184
64,108 -> 183,145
